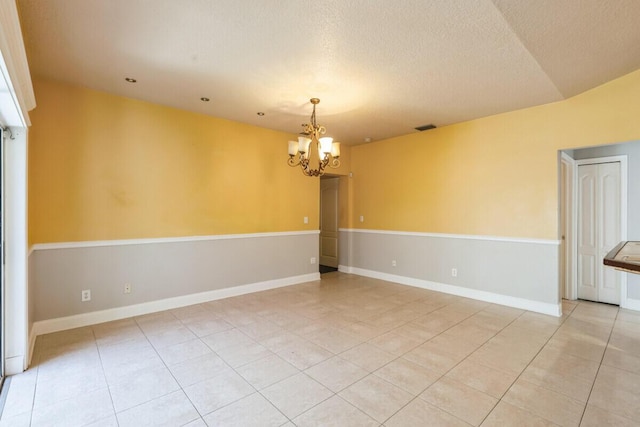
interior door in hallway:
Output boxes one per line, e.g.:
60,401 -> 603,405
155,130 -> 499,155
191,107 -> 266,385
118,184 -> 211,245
577,161 -> 622,304
320,177 -> 339,268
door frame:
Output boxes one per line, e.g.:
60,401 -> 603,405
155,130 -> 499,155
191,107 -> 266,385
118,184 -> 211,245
560,152 -> 575,300
567,155 -> 628,305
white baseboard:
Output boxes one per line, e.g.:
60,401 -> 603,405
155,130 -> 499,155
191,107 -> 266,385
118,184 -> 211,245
341,266 -> 562,317
31,273 -> 320,338
5,355 -> 25,376
621,297 -> 640,311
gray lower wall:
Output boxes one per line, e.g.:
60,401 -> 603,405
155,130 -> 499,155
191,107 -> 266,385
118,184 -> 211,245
340,230 -> 559,306
31,232 -> 319,321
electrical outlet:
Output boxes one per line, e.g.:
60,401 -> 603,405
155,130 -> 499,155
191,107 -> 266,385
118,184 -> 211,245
303,216 -> 309,224
451,268 -> 458,277
124,283 -> 132,294
359,215 -> 364,223
392,260 -> 397,267
310,257 -> 317,264
81,289 -> 91,302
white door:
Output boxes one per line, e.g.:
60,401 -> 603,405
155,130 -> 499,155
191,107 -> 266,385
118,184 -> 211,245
319,177 -> 339,268
577,162 -> 622,304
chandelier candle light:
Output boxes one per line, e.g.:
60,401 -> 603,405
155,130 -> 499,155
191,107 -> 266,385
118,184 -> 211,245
287,98 -> 341,176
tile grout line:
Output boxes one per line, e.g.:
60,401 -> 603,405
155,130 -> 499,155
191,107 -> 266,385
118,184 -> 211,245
373,302 -> 518,426
576,306 -> 618,426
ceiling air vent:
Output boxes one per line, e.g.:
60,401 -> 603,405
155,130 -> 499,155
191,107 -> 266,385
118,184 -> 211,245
415,124 -> 436,131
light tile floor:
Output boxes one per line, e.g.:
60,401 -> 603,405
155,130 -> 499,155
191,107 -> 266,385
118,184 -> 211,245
2,272 -> 640,426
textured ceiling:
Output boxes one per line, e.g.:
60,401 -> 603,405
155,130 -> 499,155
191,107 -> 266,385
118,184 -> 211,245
16,0 -> 640,145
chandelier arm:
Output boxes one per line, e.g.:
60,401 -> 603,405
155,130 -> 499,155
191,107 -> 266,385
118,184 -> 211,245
287,156 -> 301,167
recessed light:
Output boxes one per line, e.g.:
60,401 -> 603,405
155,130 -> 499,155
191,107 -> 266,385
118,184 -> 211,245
364,137 -> 372,143
200,97 -> 210,102
257,112 -> 265,116
125,77 -> 137,83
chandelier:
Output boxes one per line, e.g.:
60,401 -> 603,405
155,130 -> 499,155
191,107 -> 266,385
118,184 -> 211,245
287,98 -> 340,176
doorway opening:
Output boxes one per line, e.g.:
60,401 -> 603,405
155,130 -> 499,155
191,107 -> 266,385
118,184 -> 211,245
319,176 -> 339,275
560,149 -> 628,306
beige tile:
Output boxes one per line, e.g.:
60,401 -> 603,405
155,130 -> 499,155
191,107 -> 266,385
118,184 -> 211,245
480,401 -> 559,427
168,352 -> 231,387
392,322 -> 439,342
428,333 -> 483,358
238,319 -> 285,339
100,341 -> 166,386
33,368 -> 108,409
502,379 -> 584,426
135,312 -> 181,334
236,354 -> 300,390
339,342 -> 396,372
116,390 -> 199,427
35,327 -> 95,352
446,359 -> 517,399
0,369 -> 37,419
385,398 -> 471,427
0,412 -> 31,427
342,321 -> 390,340
183,370 -> 255,415
420,377 -> 497,426
481,304 -> 524,319
109,365 -> 180,412
146,325 -> 197,349
215,340 -> 273,367
84,415 -> 119,427
608,330 -> 640,357
182,315 -> 234,337
374,357 -> 441,395
170,303 -> 210,321
369,331 -> 422,356
306,327 -> 364,353
154,337 -> 213,366
202,392 -> 288,427
36,345 -> 103,383
617,309 -> 640,325
293,395 -> 379,427
92,319 -> 145,346
275,339 -> 334,370
261,373 -> 333,419
258,330 -> 304,352
519,364 -> 593,402
304,356 -> 368,392
580,404 -> 638,427
411,311 -> 464,334
528,347 -> 600,382
467,342 -> 535,375
463,310 -> 514,332
589,365 -> 640,421
443,322 -> 497,346
602,346 -> 640,375
180,419 -> 207,427
546,334 -> 607,363
200,328 -> 254,351
339,374 -> 413,423
31,388 -> 114,427
403,342 -> 465,374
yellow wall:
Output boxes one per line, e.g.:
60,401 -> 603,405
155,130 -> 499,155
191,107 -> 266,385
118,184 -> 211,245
352,69 -> 640,240
30,69 -> 640,244
29,79 -> 350,244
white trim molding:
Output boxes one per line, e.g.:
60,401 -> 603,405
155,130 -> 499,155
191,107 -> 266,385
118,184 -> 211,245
30,230 -> 320,251
340,265 -> 562,317
339,228 -> 560,246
